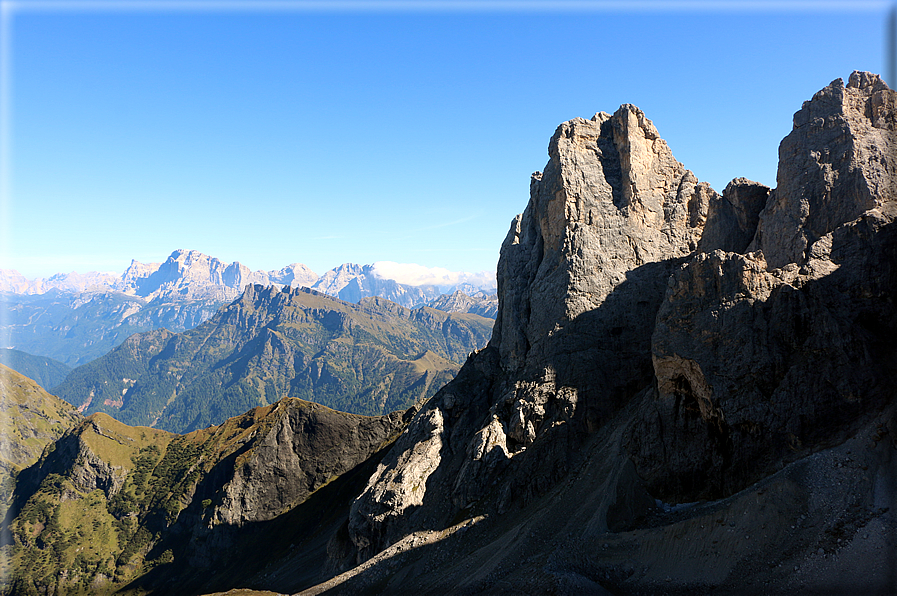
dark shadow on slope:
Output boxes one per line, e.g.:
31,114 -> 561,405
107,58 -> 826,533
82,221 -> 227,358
348,217 -> 897,586
627,217 -> 897,504
119,441 -> 396,595
348,257 -> 687,559
1,430 -> 84,542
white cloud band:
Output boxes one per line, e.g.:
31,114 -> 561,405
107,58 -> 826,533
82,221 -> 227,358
370,261 -> 495,290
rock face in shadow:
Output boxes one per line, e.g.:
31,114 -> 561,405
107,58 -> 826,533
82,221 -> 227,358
632,71 -> 897,503
698,177 -> 770,254
337,72 -> 897,594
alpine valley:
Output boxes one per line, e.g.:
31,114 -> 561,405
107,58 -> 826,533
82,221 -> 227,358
2,72 -> 896,596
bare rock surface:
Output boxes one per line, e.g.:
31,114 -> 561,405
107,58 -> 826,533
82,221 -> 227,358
751,71 -> 897,269
317,72 -> 897,595
347,101 -> 719,563
698,177 -> 770,254
215,401 -> 408,527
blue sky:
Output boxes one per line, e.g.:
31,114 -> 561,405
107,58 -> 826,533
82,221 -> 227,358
1,1 -> 892,281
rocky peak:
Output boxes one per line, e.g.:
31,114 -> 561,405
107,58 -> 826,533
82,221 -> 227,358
272,262 -> 319,288
751,71 -> 896,269
344,73 -> 897,593
494,103 -> 715,375
120,258 -> 161,286
349,101 -> 722,559
118,250 -> 320,302
312,263 -> 365,296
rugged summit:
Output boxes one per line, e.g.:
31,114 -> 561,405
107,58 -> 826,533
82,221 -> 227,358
312,263 -> 442,307
752,71 -> 896,269
119,250 -> 320,302
347,100 -> 721,558
331,72 -> 897,594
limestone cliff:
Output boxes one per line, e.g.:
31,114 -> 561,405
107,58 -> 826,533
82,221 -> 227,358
348,101 -> 719,561
332,72 -> 897,594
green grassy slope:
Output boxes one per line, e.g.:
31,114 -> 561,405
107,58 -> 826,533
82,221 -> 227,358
3,397 -> 407,596
0,364 -> 82,516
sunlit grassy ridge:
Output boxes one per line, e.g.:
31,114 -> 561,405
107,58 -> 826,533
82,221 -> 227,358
4,396 -> 407,595
0,364 -> 82,513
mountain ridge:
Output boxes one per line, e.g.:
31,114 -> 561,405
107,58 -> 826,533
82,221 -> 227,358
51,285 -> 493,433
2,252 -> 498,368
3,396 -> 413,595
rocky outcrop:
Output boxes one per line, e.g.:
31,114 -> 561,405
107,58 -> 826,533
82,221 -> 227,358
334,72 -> 897,594
213,400 -> 409,527
750,71 -> 896,269
698,177 -> 770,254
630,72 -> 897,503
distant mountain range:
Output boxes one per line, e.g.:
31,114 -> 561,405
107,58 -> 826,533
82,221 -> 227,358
52,285 -> 493,433
1,249 -> 496,304
1,249 -> 497,367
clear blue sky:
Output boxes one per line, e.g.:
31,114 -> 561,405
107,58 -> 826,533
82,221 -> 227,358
1,1 -> 892,280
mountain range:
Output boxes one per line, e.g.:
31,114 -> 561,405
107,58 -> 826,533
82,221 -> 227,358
2,71 -> 895,595
51,285 -> 493,433
1,251 -> 497,368
1,250 -> 495,305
